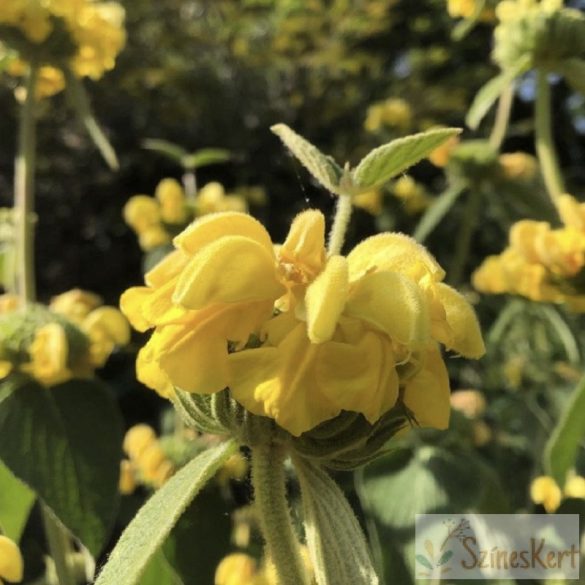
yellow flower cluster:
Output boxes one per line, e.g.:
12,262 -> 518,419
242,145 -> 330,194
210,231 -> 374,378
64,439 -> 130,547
124,180 -> 248,252
0,290 -> 129,386
121,210 -> 484,437
120,424 -> 175,492
215,549 -> 313,585
473,195 -> 585,310
450,389 -> 492,446
364,98 -> 412,133
496,0 -> 562,23
0,535 -> 23,585
0,0 -> 125,97
530,474 -> 585,513
498,152 -> 539,182
428,133 -> 461,168
447,0 -> 495,20
392,176 -> 431,214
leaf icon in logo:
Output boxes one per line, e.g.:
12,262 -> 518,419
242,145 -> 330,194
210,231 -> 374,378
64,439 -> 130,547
416,555 -> 434,571
424,539 -> 435,560
438,550 -> 454,566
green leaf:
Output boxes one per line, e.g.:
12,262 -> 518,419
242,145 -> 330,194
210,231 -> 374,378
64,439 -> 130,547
294,457 -> 380,585
0,459 -> 35,542
271,124 -> 344,194
544,374 -> 585,485
415,555 -> 434,571
142,139 -> 188,163
413,182 -> 467,243
139,550 -> 183,585
94,440 -> 237,585
437,550 -> 453,566
64,70 -> 119,170
466,58 -> 530,130
182,148 -> 231,170
352,128 -> 461,190
0,377 -> 123,555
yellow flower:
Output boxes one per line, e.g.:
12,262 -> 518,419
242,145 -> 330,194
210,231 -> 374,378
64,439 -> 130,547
22,323 -> 72,386
0,361 -> 13,380
499,152 -> 538,182
0,535 -> 23,584
0,295 -> 20,314
123,424 -> 157,460
530,476 -> 562,513
50,289 -> 103,325
450,389 -> 487,419
155,178 -> 189,225
564,475 -> 585,499
558,194 -> 585,232
447,0 -> 495,20
215,553 -> 258,585
353,189 -> 383,215
81,306 -> 130,367
119,460 -> 136,495
392,176 -> 431,214
364,98 -> 412,133
428,133 -> 460,167
122,210 -> 484,436
195,182 -> 248,216
217,452 -> 249,486
123,195 -> 162,234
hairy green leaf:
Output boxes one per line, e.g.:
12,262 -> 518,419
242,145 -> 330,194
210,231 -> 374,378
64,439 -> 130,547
0,459 -> 35,542
95,440 -> 237,585
352,128 -> 461,190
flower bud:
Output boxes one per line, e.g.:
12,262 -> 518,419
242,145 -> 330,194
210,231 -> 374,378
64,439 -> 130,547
0,535 -> 24,584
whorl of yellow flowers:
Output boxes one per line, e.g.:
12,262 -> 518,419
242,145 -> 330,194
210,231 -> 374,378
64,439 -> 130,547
124,179 -> 248,252
121,209 -> 484,437
0,0 -> 125,97
473,194 -> 585,310
0,535 -> 24,585
0,290 -> 129,387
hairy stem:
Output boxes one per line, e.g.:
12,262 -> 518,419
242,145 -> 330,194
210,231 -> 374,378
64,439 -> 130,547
535,70 -> 565,205
327,194 -> 352,256
42,505 -> 77,585
251,445 -> 308,585
182,170 -> 197,200
15,62 -> 38,304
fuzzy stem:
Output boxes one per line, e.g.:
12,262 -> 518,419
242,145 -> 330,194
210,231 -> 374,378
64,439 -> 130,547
327,194 -> 352,256
182,170 -> 197,200
489,82 -> 514,150
535,70 -> 565,205
251,445 -> 308,585
42,505 -> 77,585
15,62 -> 38,304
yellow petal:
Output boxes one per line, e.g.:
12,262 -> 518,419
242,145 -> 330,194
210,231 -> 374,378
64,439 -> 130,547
346,270 -> 429,346
136,342 -> 174,398
123,424 -> 156,459
215,553 -> 257,585
279,209 -> 326,277
317,330 -> 399,424
83,307 -> 130,346
0,535 -> 24,583
564,476 -> 585,499
530,476 -> 562,513
174,212 -> 273,256
305,255 -> 348,343
173,236 -> 284,309
347,233 -> 445,283
431,283 -> 485,358
141,278 -> 188,326
145,249 -> 190,288
123,195 -> 161,232
403,345 -> 451,430
0,361 -> 13,379
119,287 -> 152,332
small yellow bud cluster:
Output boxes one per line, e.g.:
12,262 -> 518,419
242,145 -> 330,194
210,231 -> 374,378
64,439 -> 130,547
498,152 -> 539,183
450,389 -> 492,446
0,290 -> 129,387
473,195 -> 585,311
447,0 -> 495,21
427,132 -> 461,168
392,176 -> 431,214
216,452 -> 249,488
530,474 -> 585,513
124,179 -> 248,252
215,548 -> 313,585
364,98 -> 412,133
0,535 -> 23,585
120,424 -> 175,492
0,0 -> 126,98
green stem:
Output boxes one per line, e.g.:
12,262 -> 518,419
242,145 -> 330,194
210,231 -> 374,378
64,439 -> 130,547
535,70 -> 565,206
327,194 -> 352,256
251,445 -> 308,585
15,62 -> 39,304
489,82 -> 514,150
182,170 -> 197,200
449,186 -> 482,285
42,505 -> 77,585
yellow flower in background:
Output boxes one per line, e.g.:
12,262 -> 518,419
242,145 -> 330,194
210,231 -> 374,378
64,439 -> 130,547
353,189 -> 383,215
119,460 -> 137,495
496,0 -> 562,23
428,132 -> 460,167
499,152 -> 538,182
122,209 -> 484,436
217,452 -> 249,487
155,178 -> 189,224
530,476 -> 562,513
215,553 -> 258,585
6,60 -> 66,100
195,182 -> 248,216
123,424 -> 157,460
392,176 -> 431,214
123,195 -> 162,234
0,535 -> 24,585
364,98 -> 412,133
447,0 -> 495,20
22,322 -> 72,386
50,289 -> 102,324
0,295 -> 19,314
558,193 -> 585,232
564,475 -> 585,499
450,389 -> 487,419
81,306 -> 131,367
